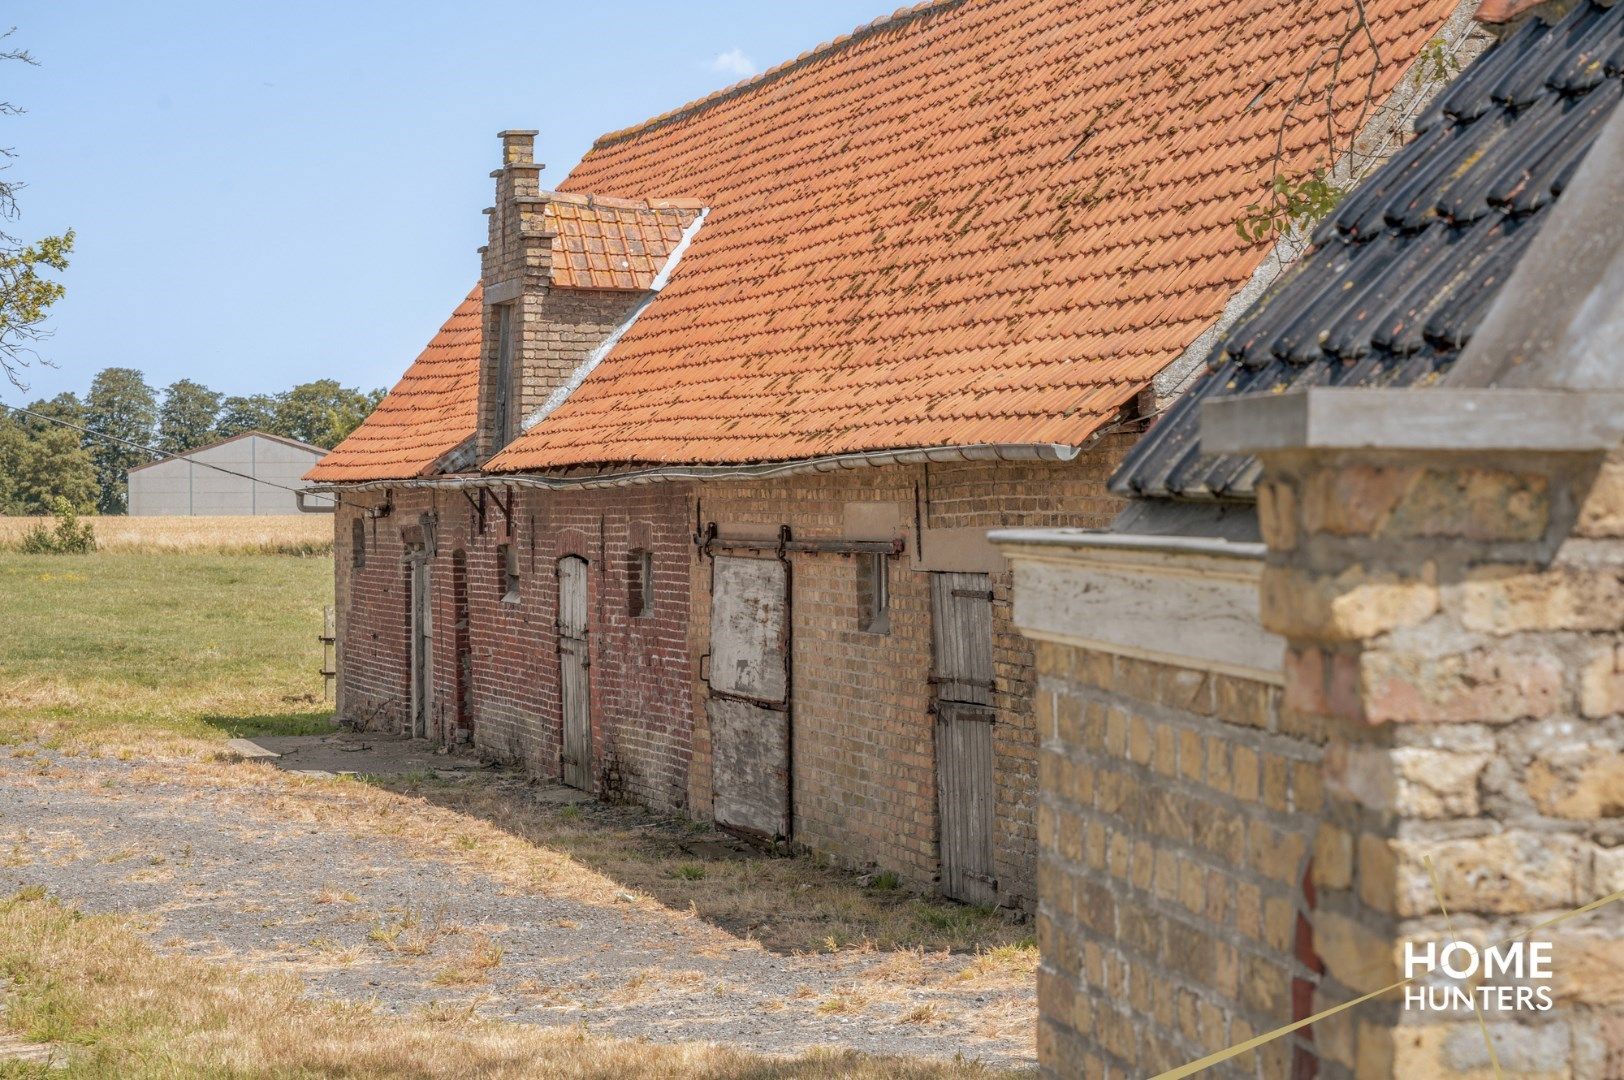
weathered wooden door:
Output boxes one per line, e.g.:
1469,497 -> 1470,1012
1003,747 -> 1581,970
707,555 -> 791,842
408,553 -> 432,740
557,556 -> 592,790
930,572 -> 997,905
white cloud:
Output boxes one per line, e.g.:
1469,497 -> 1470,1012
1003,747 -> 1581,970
710,48 -> 758,78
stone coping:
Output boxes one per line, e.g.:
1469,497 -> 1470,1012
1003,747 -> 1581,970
993,528 -> 1282,683
989,527 -> 1266,562
1202,387 -> 1624,456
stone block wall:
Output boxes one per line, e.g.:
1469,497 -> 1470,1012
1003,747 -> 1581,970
1253,447 -> 1623,1080
1009,444 -> 1622,1078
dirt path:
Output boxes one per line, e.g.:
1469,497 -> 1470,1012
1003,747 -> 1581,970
0,746 -> 1033,1069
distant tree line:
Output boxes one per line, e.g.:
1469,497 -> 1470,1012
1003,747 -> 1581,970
1,368 -> 383,515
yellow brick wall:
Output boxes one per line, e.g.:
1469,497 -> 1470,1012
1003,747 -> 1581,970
1033,643 -> 1326,1078
688,441 -> 1133,906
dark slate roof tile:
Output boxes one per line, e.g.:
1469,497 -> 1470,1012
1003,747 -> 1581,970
1113,0 -> 1624,501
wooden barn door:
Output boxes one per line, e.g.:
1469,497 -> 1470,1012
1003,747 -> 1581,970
407,552 -> 433,740
707,555 -> 791,843
557,556 -> 592,790
930,572 -> 997,905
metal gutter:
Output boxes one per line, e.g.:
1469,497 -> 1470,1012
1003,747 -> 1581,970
306,442 -> 1082,495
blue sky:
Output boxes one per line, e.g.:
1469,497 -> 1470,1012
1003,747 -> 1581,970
3,0 -> 885,404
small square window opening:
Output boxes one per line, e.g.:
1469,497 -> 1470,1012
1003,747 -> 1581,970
857,551 -> 889,634
628,548 -> 654,617
498,543 -> 521,603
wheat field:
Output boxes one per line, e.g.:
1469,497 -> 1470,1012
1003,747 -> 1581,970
0,514 -> 333,554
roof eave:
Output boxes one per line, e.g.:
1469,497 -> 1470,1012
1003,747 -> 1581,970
309,441 -> 1083,493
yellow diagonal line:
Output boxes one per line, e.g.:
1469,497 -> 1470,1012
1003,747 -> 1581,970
1426,855 -> 1502,1079
1149,886 -> 1623,1080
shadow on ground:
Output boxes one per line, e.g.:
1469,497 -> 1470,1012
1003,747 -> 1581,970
230,732 -> 1026,958
200,709 -> 338,741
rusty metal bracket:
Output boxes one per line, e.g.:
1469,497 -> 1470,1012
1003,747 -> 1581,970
493,485 -> 515,527
695,520 -> 718,555
699,523 -> 905,558
462,488 -> 487,535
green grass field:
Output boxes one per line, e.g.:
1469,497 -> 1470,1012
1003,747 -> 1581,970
0,551 -> 335,749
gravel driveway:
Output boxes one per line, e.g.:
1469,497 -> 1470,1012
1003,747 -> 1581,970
0,746 -> 1033,1070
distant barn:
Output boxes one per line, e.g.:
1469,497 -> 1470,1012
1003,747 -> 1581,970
127,431 -> 333,515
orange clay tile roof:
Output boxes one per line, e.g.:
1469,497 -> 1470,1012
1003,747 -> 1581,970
484,0 -> 1463,472
544,195 -> 705,291
305,288 -> 482,482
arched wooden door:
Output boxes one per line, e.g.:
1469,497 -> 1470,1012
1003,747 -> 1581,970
407,549 -> 432,740
557,556 -> 592,790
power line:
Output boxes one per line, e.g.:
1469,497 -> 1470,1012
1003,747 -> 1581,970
0,401 -> 338,505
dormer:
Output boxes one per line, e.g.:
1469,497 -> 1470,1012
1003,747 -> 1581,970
476,130 -> 704,462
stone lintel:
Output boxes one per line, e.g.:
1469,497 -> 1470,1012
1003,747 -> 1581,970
1203,387 -> 1624,456
484,278 -> 523,306
993,528 -> 1282,683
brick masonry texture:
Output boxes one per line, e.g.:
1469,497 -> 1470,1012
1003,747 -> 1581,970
1249,446 -> 1624,1080
334,124 -> 1137,896
336,482 -> 696,813
686,443 -> 1131,907
334,440 -> 1133,907
1027,446 -> 1624,1078
1032,644 -> 1326,1078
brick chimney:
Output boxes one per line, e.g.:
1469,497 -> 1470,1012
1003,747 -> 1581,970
478,130 -> 551,460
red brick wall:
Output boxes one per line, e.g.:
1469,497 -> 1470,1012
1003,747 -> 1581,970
333,437 -> 1133,903
335,490 -> 434,732
461,483 -> 695,810
334,483 -> 696,813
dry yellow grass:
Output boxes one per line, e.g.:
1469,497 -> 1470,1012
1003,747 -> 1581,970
0,513 -> 331,554
31,755 -> 1034,964
0,890 -> 1018,1078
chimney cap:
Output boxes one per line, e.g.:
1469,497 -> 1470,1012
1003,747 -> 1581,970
497,129 -> 540,138
498,129 -> 539,167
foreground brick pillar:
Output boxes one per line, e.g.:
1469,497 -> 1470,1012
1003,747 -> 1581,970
1252,445 -> 1623,1079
